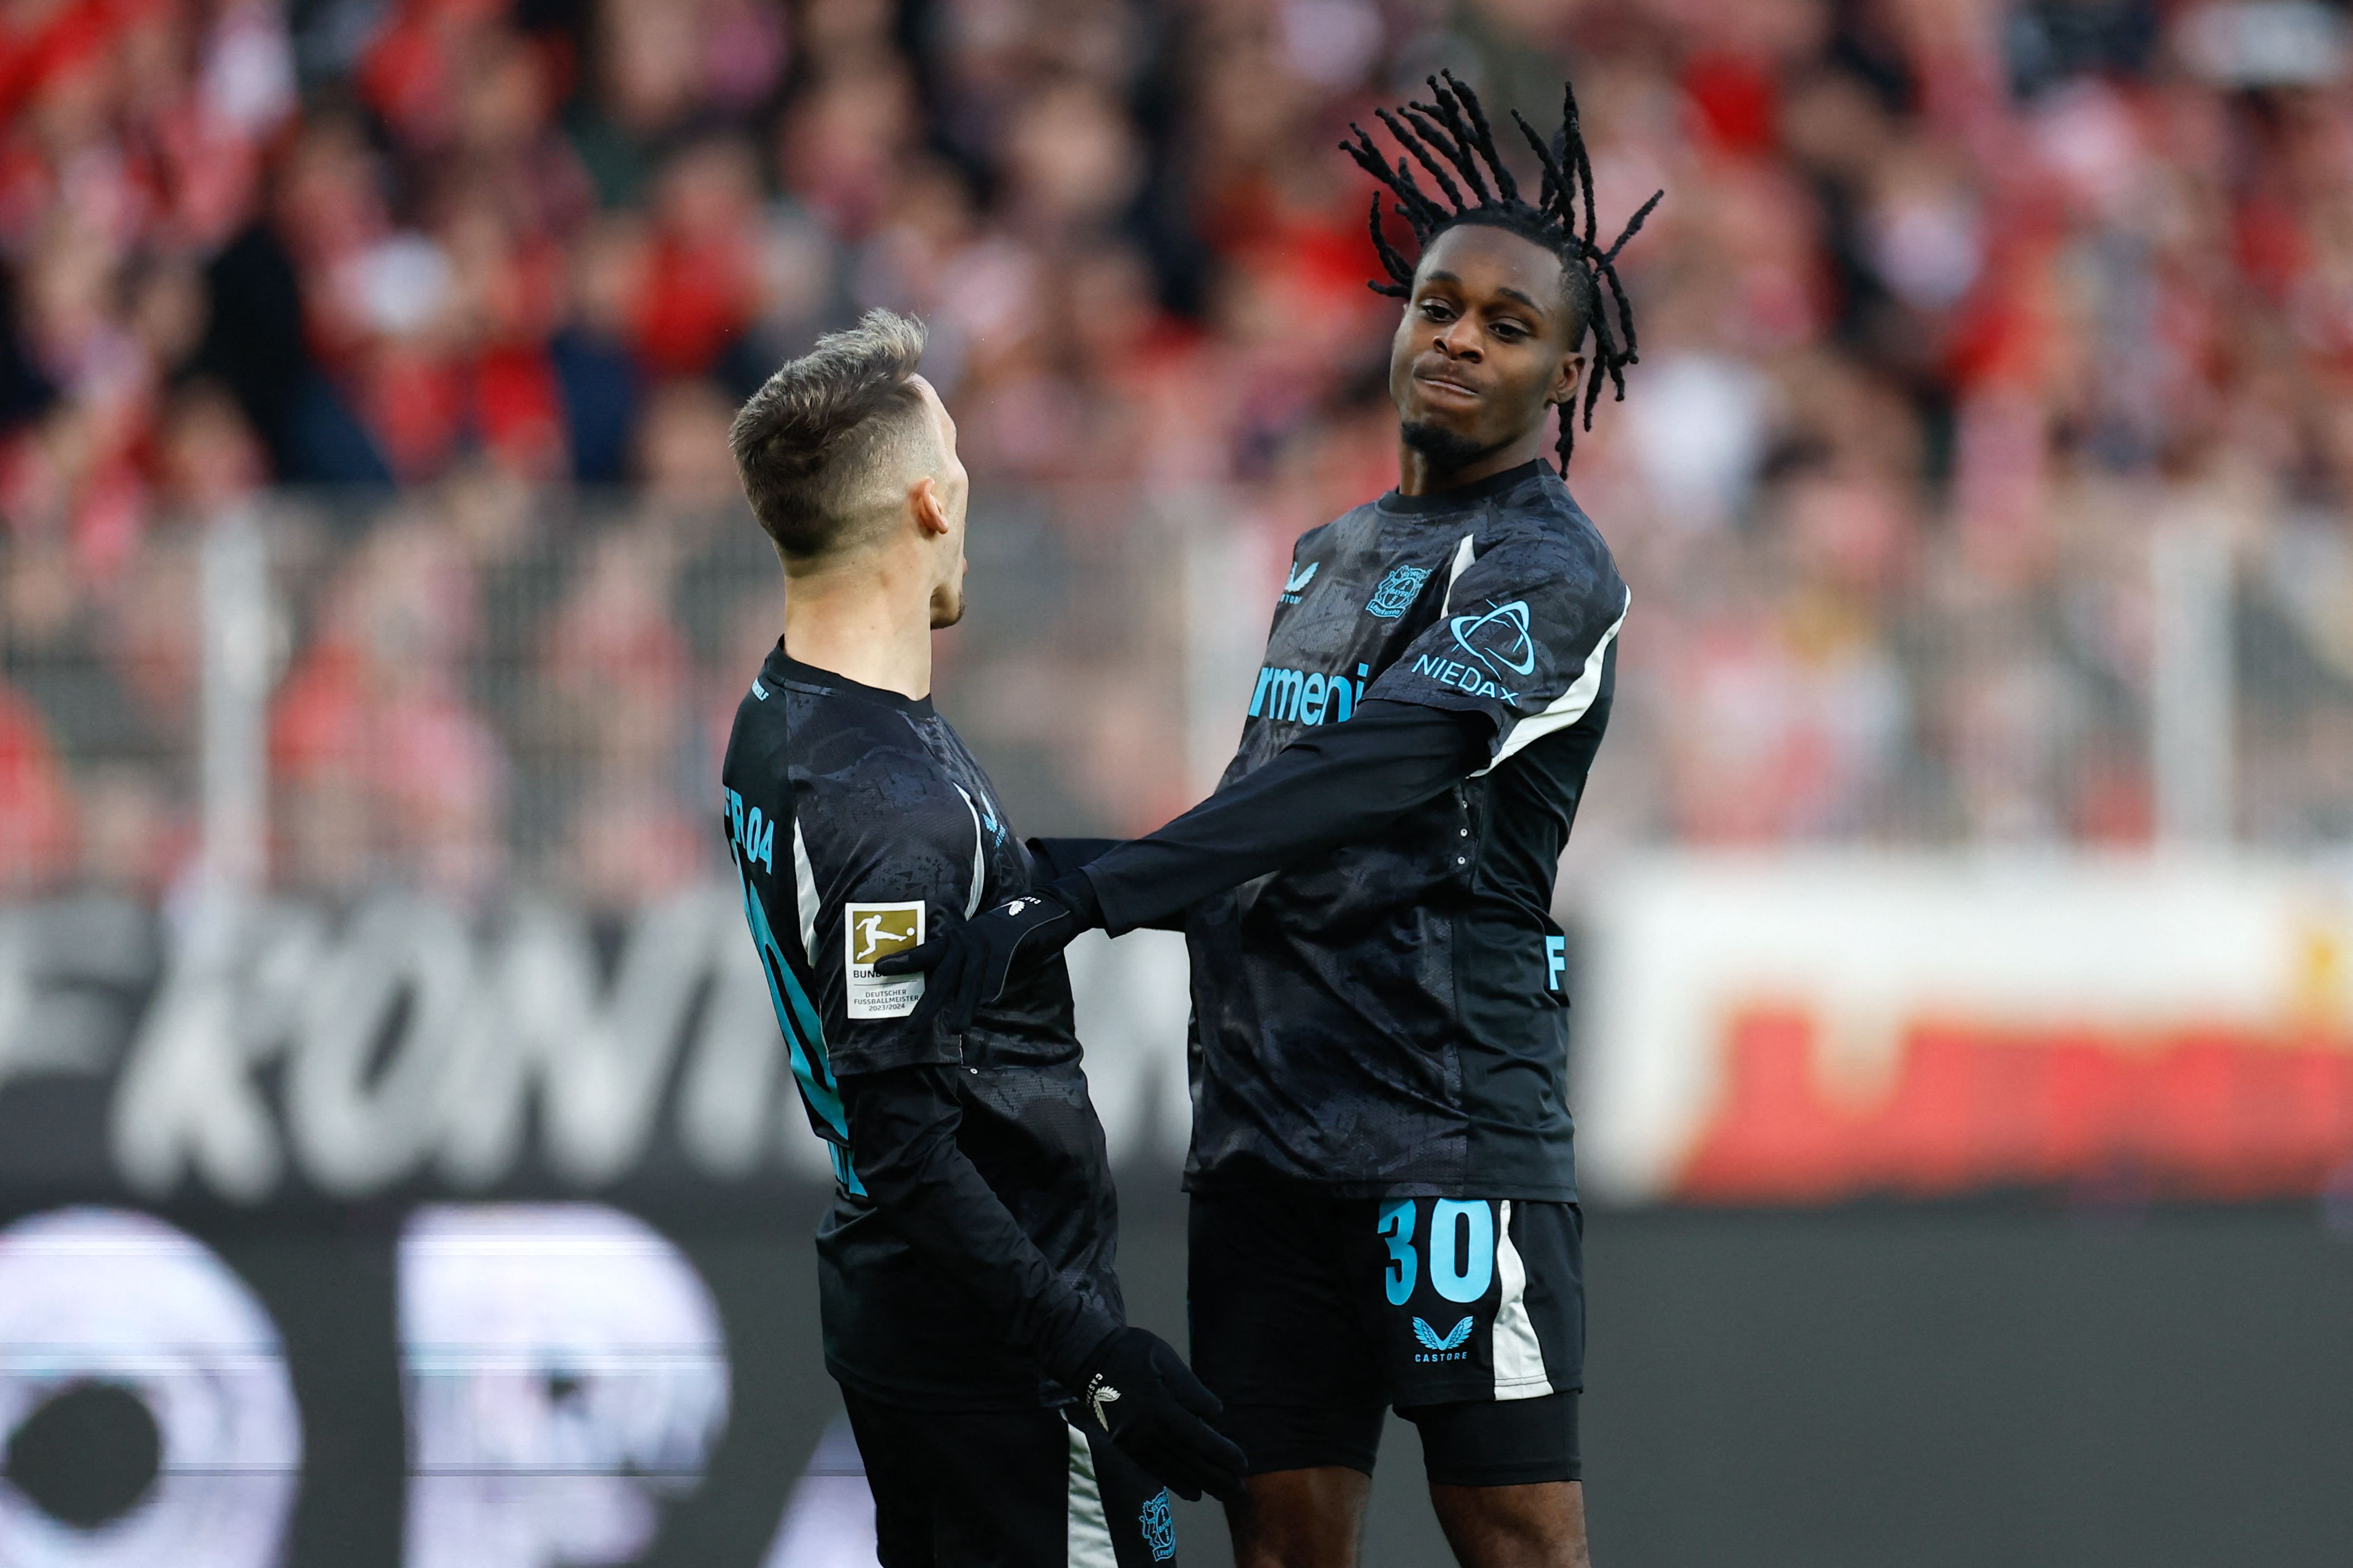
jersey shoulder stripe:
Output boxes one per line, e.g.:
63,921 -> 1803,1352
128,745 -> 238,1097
1479,588 -> 1628,774
951,785 -> 988,918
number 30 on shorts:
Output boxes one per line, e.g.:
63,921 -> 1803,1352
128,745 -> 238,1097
1376,1199 -> 1495,1307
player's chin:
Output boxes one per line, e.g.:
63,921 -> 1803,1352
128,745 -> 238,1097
1399,410 -> 1498,467
930,585 -> 966,628
1401,385 -> 1475,428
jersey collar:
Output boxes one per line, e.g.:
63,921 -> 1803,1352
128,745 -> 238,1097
763,642 -> 937,718
1375,458 -> 1551,516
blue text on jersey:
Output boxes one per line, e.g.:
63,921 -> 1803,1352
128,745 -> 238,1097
1249,663 -> 1372,725
724,788 -> 861,1193
1408,653 -> 1520,704
724,787 -> 775,872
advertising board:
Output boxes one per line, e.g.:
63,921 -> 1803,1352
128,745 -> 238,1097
1577,854 -> 2353,1204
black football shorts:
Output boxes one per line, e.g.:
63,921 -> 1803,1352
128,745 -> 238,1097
842,1388 -> 1184,1565
1189,1183 -> 1584,1486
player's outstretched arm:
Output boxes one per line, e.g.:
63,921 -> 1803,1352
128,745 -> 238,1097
1078,536 -> 1629,942
838,1065 -> 1246,1501
877,700 -> 1491,1031
1028,836 -> 1187,930
1024,836 -> 1123,880
1079,698 -> 1491,933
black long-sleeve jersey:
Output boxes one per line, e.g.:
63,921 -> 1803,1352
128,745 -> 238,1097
720,645 -> 1123,1410
1087,460 -> 1628,1202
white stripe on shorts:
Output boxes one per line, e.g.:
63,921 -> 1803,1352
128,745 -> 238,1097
1066,1421 -> 1118,1567
1491,1200 -> 1554,1400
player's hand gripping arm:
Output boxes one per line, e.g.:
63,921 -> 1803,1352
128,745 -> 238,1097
870,868 -> 1104,1030
838,1066 -> 1247,1501
874,699 -> 1490,1028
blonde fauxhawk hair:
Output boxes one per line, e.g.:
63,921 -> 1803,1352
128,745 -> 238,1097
729,309 -> 936,561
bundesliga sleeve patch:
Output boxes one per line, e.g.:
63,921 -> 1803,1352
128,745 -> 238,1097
844,901 -> 925,1019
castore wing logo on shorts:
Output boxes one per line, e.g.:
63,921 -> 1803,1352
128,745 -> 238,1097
1450,600 -> 1538,678
1412,1315 -> 1474,1359
1140,1489 -> 1177,1561
1366,563 -> 1433,618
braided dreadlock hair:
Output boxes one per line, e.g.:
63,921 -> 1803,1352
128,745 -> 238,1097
1344,71 -> 1662,472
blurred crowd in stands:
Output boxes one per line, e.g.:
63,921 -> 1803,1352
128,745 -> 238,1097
4,0 -> 2353,900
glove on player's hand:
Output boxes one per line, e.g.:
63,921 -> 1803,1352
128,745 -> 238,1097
1076,1327 -> 1247,1503
872,873 -> 1093,1032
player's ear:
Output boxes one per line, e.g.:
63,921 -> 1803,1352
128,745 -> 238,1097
1549,350 -> 1585,408
909,475 -> 949,537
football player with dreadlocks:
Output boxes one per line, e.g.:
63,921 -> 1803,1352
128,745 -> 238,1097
881,73 -> 1656,1567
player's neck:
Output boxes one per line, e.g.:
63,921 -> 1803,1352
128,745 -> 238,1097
781,554 -> 936,700
1395,426 -> 1549,497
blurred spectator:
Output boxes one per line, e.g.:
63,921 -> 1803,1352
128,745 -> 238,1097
272,520 -> 508,898
535,525 -> 698,900
0,681 -> 74,894
633,136 -> 764,383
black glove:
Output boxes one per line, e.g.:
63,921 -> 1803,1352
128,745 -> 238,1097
871,871 -> 1101,1032
1073,1327 -> 1246,1503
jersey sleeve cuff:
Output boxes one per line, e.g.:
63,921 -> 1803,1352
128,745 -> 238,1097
1353,678 -> 1506,741
1026,836 -> 1124,879
1082,860 -> 1175,940
1045,1299 -> 1125,1390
